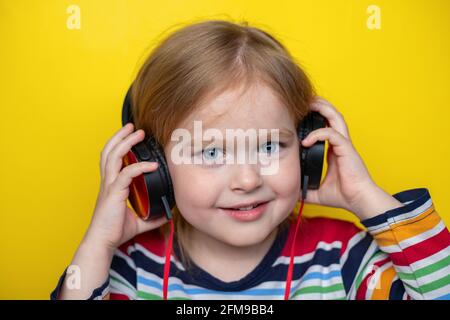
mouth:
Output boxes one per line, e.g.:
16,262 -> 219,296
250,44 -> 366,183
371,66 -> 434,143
219,201 -> 270,222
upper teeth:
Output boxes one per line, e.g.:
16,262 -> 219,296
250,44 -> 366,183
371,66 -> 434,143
237,205 -> 257,211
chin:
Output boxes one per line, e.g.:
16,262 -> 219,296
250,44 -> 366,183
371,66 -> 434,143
219,224 -> 275,247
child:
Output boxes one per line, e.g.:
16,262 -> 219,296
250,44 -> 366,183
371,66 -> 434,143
52,20 -> 450,300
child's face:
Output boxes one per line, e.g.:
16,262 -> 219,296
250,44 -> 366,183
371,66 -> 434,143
164,81 -> 301,247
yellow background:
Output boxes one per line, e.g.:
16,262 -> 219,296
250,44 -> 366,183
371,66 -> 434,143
1,0 -> 449,299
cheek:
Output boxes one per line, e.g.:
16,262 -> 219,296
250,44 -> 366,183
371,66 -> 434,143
168,163 -> 223,214
271,149 -> 301,199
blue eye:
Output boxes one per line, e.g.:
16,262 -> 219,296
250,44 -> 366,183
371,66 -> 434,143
202,147 -> 223,161
260,141 -> 280,154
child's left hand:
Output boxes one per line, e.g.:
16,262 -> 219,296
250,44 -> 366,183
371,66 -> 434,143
300,97 -> 403,221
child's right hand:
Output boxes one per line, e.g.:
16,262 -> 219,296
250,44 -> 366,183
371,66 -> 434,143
82,123 -> 169,253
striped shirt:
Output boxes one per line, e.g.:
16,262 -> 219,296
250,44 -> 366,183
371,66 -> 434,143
51,188 -> 450,300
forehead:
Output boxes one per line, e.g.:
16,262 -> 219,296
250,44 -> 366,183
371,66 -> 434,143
179,81 -> 295,132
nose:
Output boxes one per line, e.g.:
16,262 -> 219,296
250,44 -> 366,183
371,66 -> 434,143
229,164 -> 263,193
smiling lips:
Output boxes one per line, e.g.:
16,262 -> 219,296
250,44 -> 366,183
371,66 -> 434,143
219,201 -> 270,222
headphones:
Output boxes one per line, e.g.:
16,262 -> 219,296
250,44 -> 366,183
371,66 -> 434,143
121,85 -> 327,221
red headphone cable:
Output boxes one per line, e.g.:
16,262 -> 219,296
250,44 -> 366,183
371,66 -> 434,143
161,195 -> 174,300
284,198 -> 305,300
163,218 -> 174,300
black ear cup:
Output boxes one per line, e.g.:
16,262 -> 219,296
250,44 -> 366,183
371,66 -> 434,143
121,85 -> 175,220
298,112 -> 327,200
145,136 -> 175,208
122,138 -> 175,220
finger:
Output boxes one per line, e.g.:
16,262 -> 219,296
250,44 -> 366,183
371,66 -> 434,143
325,143 -> 337,170
301,127 -> 352,157
100,123 -> 134,179
136,214 -> 169,234
104,129 -> 147,186
310,97 -> 350,139
109,161 -> 159,195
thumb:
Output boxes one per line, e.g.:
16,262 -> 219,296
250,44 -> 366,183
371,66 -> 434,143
136,214 -> 170,234
300,188 -> 321,205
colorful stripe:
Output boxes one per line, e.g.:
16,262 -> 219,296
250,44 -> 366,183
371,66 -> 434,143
50,188 -> 450,300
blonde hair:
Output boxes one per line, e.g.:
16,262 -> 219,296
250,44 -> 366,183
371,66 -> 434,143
130,19 -> 315,270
